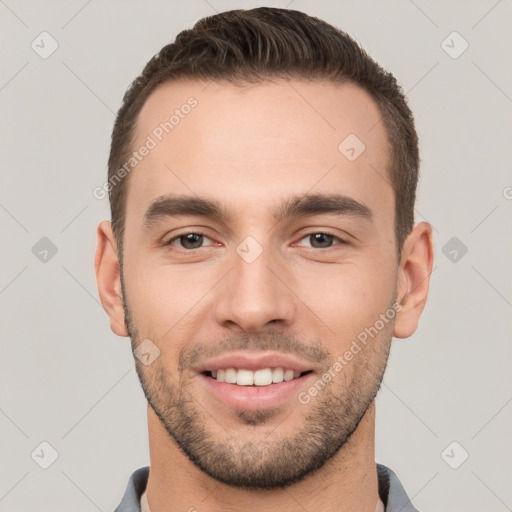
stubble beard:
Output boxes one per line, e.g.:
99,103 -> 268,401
121,279 -> 393,489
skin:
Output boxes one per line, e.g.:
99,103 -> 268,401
95,79 -> 433,512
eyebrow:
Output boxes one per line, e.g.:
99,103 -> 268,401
142,193 -> 373,229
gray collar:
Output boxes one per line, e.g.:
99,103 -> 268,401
114,463 -> 419,511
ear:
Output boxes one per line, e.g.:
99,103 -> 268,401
94,220 -> 128,337
394,221 -> 434,339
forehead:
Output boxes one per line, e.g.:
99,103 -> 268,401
126,78 -> 392,221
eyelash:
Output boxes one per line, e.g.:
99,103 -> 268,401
164,231 -> 347,251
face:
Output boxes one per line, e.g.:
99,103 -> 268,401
119,79 -> 399,488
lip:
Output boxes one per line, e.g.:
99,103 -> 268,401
195,351 -> 315,374
198,371 -> 315,411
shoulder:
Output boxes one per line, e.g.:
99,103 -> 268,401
114,466 -> 150,512
376,463 -> 421,512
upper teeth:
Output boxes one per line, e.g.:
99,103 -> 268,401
211,367 -> 301,386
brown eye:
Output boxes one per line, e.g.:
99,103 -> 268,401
178,233 -> 204,249
297,232 -> 345,249
309,233 -> 335,248
166,232 -> 210,250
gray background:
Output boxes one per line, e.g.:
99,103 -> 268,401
1,0 -> 511,510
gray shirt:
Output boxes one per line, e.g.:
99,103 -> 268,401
114,463 -> 420,512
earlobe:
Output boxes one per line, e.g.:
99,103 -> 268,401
94,221 -> 129,337
393,222 -> 434,339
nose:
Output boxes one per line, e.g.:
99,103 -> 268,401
213,244 -> 297,333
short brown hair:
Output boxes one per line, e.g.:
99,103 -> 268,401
108,7 -> 419,259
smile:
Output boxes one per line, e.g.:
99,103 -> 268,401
204,367 -> 312,386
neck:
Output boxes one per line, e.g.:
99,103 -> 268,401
145,403 -> 380,512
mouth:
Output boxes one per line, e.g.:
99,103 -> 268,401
196,352 -> 316,411
199,369 -> 314,411
203,367 -> 314,386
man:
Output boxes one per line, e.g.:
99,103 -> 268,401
95,7 -> 433,512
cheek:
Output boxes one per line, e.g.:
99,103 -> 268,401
294,259 -> 397,340
124,263 -> 219,337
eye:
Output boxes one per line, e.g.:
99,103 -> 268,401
296,232 -> 346,249
165,232 -> 216,250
